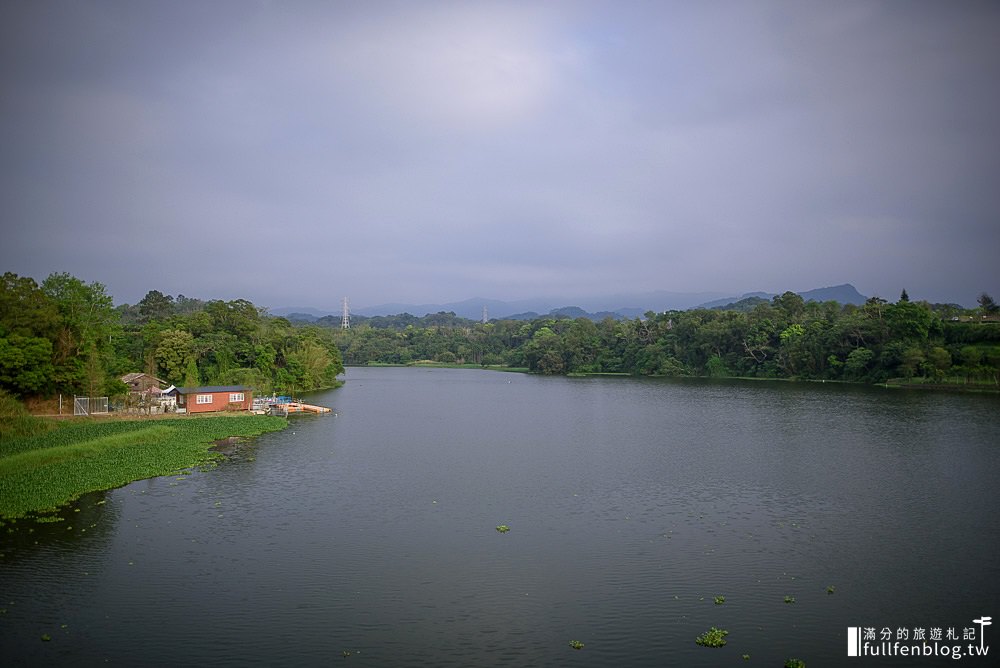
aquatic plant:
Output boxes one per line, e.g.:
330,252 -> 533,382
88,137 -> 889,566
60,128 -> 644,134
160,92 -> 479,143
695,627 -> 729,647
0,415 -> 287,519
496,524 -> 510,533
743,654 -> 750,660
568,640 -> 584,650
784,596 -> 795,604
784,659 -> 805,668
714,595 -> 726,605
826,585 -> 835,594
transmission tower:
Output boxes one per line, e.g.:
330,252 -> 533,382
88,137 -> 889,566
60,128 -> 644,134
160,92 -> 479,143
341,297 -> 350,329
482,305 -> 488,324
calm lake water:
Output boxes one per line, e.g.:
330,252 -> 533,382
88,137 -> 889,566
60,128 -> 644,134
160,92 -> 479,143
2,367 -> 999,666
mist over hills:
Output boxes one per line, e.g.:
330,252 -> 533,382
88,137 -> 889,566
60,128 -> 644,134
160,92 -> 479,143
272,284 -> 868,322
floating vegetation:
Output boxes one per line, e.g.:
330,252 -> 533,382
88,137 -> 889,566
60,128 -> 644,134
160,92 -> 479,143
0,415 -> 287,519
714,595 -> 726,605
495,524 -> 510,533
41,634 -> 51,642
826,585 -> 835,594
784,659 -> 806,668
742,654 -> 750,660
784,596 -> 796,604
568,640 -> 584,650
695,627 -> 729,647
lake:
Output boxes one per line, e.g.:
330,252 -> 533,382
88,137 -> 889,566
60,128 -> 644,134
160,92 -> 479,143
2,367 -> 999,666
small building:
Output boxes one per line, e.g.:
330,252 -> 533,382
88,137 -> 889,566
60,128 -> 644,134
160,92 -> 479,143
164,386 -> 253,414
121,373 -> 166,394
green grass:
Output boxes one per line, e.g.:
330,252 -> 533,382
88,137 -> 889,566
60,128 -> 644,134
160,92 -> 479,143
0,414 -> 287,520
0,390 -> 54,441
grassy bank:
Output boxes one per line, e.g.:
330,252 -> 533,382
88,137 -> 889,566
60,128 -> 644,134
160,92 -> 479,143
0,411 -> 287,521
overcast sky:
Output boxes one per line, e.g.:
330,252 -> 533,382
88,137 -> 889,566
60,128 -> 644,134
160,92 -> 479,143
2,1 -> 998,311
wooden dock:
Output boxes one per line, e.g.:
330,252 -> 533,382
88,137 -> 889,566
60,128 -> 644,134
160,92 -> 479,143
281,402 -> 331,414
252,397 -> 332,416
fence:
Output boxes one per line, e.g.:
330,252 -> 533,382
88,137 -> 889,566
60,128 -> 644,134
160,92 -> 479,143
74,396 -> 109,416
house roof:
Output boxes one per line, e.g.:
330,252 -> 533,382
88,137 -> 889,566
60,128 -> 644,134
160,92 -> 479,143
121,372 -> 166,384
169,386 -> 252,395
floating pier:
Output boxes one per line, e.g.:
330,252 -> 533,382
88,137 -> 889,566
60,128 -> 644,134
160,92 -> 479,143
252,396 -> 332,416
278,402 -> 331,414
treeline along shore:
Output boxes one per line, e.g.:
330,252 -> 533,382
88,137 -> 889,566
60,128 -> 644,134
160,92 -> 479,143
1,272 -> 998,405
331,292 -> 1000,389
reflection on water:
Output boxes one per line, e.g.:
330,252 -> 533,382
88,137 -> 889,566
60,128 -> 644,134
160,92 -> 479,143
2,368 -> 998,666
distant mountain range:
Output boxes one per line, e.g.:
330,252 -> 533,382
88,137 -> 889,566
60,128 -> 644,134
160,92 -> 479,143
271,284 -> 868,322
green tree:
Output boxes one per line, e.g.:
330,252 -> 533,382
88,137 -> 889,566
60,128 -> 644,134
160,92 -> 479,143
155,329 -> 197,384
926,347 -> 951,380
705,354 -> 730,377
845,347 -> 874,380
0,272 -> 60,339
137,290 -> 175,323
41,273 -> 118,393
899,346 -> 925,379
0,335 -> 54,395
979,292 -> 998,314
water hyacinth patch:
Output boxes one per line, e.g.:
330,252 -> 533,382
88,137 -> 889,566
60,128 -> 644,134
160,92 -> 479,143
0,415 -> 287,519
695,627 -> 729,647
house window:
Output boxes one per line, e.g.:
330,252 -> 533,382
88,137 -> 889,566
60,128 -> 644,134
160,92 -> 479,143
196,394 -> 213,404
229,393 -> 245,403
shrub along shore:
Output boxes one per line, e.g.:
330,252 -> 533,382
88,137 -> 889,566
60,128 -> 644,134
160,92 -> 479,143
0,406 -> 287,521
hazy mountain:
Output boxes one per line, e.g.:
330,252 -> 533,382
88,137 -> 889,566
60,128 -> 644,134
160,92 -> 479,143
274,284 -> 868,321
354,291 -> 732,320
695,284 -> 867,310
798,284 -> 867,305
695,292 -> 772,310
268,306 -> 333,318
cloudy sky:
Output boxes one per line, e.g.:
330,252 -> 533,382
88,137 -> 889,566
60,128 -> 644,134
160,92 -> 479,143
2,1 -> 998,310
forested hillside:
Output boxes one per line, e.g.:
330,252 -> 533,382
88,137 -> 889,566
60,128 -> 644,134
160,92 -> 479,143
2,271 -> 997,402
0,272 -> 344,399
330,291 -> 1000,386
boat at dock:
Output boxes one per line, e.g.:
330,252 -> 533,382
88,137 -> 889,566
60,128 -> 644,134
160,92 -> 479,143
251,395 -> 332,416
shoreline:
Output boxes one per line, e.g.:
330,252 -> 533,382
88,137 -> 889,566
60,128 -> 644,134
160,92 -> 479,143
348,364 -> 999,394
0,413 -> 288,522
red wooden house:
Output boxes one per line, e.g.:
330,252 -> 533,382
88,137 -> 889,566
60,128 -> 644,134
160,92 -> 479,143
165,386 -> 253,414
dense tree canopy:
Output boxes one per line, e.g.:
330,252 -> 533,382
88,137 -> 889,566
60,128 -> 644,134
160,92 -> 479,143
0,274 -> 344,398
328,297 -> 1000,387
1,272 -> 997,399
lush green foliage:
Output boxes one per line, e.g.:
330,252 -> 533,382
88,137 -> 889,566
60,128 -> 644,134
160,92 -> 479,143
0,272 -> 345,398
0,414 -> 286,519
3,271 -> 996,394
329,294 -> 1000,386
695,627 -> 729,647
0,389 -> 53,441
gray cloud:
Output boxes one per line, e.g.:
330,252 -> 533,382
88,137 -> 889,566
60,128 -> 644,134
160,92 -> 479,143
2,1 -> 998,309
